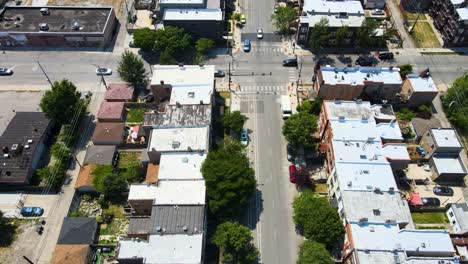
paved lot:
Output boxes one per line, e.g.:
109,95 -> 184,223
413,184 -> 466,207
0,91 -> 44,135
0,220 -> 42,264
23,194 -> 59,219
405,163 -> 434,181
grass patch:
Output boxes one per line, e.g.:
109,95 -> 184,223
99,218 -> 126,236
405,11 -> 425,20
410,22 -> 441,48
118,152 -> 144,184
92,165 -> 114,193
416,225 -> 447,229
312,183 -> 328,193
420,51 -> 465,55
126,108 -> 146,123
411,212 -> 448,224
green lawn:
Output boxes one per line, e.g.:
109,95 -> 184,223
118,152 -> 144,183
411,212 -> 448,224
405,11 -> 425,21
126,108 -> 146,123
91,165 -> 113,192
410,22 -> 441,48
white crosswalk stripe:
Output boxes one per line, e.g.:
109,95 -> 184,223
251,47 -> 283,54
239,85 -> 287,93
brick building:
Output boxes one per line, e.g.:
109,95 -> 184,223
430,0 -> 468,47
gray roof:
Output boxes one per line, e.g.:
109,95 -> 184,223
128,205 -> 205,235
57,217 -> 98,244
143,105 -> 211,128
84,145 -> 116,165
451,203 -> 468,232
411,117 -> 441,138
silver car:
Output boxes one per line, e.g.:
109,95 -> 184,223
96,67 -> 112,76
0,67 -> 13,76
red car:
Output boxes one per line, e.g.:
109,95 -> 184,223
289,164 -> 297,183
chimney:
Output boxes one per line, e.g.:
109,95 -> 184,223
160,80 -> 164,85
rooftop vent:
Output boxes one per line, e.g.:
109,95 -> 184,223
421,243 -> 426,248
2,146 -> 8,154
183,226 -> 188,232
156,226 -> 162,232
71,21 -> 81,30
11,144 -> 18,151
360,155 -> 367,159
40,8 -> 50,16
374,187 -> 381,193
198,63 -> 204,68
176,101 -> 181,107
24,145 -> 30,149
347,181 -> 352,187
182,157 -> 189,163
200,100 -> 203,105
362,170 -> 370,174
359,217 -> 368,222
188,92 -> 195,98
27,139 -> 33,144
373,209 -> 380,216
369,226 -> 375,232
389,187 -> 395,193
3,154 -> 10,159
172,141 -> 181,149
178,63 -> 184,68
38,23 -> 49,31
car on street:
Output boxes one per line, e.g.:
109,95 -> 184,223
287,144 -> 296,162
215,70 -> 225,77
0,67 -> 13,76
421,197 -> 441,207
240,14 -> 246,24
21,207 -> 44,217
378,52 -> 394,60
433,186 -> 454,196
257,28 -> 263,39
243,39 -> 251,52
96,67 -> 112,76
371,9 -> 385,15
282,58 -> 298,67
289,164 -> 297,183
240,129 -> 249,146
355,56 -> 374,66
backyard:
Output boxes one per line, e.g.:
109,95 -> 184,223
126,108 -> 147,123
411,212 -> 449,230
118,151 -> 144,184
99,205 -> 128,245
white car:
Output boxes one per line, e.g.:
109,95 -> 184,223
0,67 -> 13,76
96,67 -> 112,76
371,9 -> 384,15
257,29 -> 263,39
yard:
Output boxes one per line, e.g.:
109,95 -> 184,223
410,22 -> 441,48
126,108 -> 147,123
98,205 -> 128,245
118,151 -> 144,184
411,212 -> 448,224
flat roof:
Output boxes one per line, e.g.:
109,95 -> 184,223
450,203 -> 468,232
332,138 -> 388,164
170,84 -> 213,105
128,181 -> 206,205
376,122 -> 403,141
335,162 -> 397,192
324,100 -> 374,121
382,144 -> 410,161
301,0 -> 365,27
83,145 -> 116,165
0,6 -> 113,33
118,234 -> 203,263
407,74 -> 438,92
148,126 -> 209,153
159,0 -> 203,5
164,9 -> 223,21
370,104 -> 396,121
105,83 -> 134,101
144,105 -> 212,128
151,65 -> 215,87
330,120 -> 381,142
430,128 -> 462,149
432,155 -> 466,174
456,7 -> 468,21
321,66 -> 402,86
158,152 -> 206,181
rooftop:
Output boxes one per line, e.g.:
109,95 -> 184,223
170,84 -> 213,105
335,162 -> 397,192
128,181 -> 206,205
51,244 -> 90,264
57,217 -> 97,245
324,100 -> 374,121
382,143 -> 410,161
145,163 -> 159,184
332,138 -> 388,164
456,7 -> 468,21
105,83 -> 134,101
301,0 -> 365,27
151,65 -> 215,87
128,205 -> 205,235
83,145 -> 116,165
117,234 -> 203,264
163,9 -> 223,21
0,112 -> 52,184
432,154 -> 467,174
430,128 -> 462,149
148,126 -> 209,153
0,6 -> 113,33
376,122 -> 403,141
321,66 -> 402,86
97,101 -> 125,120
407,74 -> 438,92
143,104 -> 212,128
74,164 -> 95,190
92,122 -> 124,144
370,104 -> 397,121
330,120 -> 380,141
159,0 -> 203,5
450,203 -> 468,232
158,152 -> 206,181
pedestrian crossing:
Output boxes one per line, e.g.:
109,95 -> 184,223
288,68 -> 296,82
239,85 -> 287,93
249,47 -> 284,54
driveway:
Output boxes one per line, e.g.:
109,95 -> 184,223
386,0 -> 415,48
0,91 -> 44,135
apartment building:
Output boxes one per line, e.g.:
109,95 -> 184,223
400,74 -> 439,107
430,0 -> 468,47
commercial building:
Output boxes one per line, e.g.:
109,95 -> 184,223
0,6 -> 116,48
430,0 -> 468,47
0,112 -> 53,186
400,74 -> 439,107
314,66 -> 403,102
447,203 -> 468,234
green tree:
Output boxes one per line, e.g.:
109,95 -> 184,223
117,50 -> 148,89
102,173 -> 128,202
92,165 -> 114,193
0,211 -> 16,246
296,98 -> 323,115
44,161 -> 67,189
442,73 -> 468,133
309,18 -> 330,51
154,26 -> 192,55
201,138 -> 256,220
417,104 -> 432,119
212,222 -> 259,264
293,190 -> 344,249
397,108 -> 416,121
222,111 -> 248,134
355,19 -> 379,50
231,12 -> 242,22
282,112 -> 318,147
160,49 -> 177,65
271,6 -> 297,34
133,27 -> 158,51
398,64 -> 413,79
334,26 -> 349,47
39,79 -> 82,125
297,240 -> 334,264
50,142 -> 71,161
195,38 -> 215,54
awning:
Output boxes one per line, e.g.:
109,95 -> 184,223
409,192 -> 423,205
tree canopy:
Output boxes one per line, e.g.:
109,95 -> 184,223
39,79 -> 82,125
0,211 -> 16,247
195,38 -> 215,54
133,27 -> 158,51
442,73 -> 468,133
271,6 -> 297,34
102,173 -> 128,203
293,190 -> 344,249
282,112 -> 318,147
297,240 -> 334,264
355,19 -> 379,50
222,111 -> 248,134
398,64 -> 413,79
154,26 -> 192,54
212,221 -> 259,264
201,138 -> 256,220
296,98 -> 323,115
117,50 -> 148,89
308,18 -> 330,51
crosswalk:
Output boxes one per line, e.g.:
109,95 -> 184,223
239,85 -> 287,93
249,47 -> 284,53
288,68 -> 296,82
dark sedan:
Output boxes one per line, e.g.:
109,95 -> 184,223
378,52 -> 394,60
421,197 -> 441,207
355,56 -> 374,66
433,186 -> 454,196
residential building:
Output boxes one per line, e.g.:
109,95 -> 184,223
363,0 -> 386,8
342,221 -> 457,264
0,6 -> 116,48
97,101 -> 126,122
157,152 -> 206,181
430,0 -> 468,47
314,66 -> 403,102
0,112 -> 53,186
51,244 -> 91,264
105,83 -> 135,102
83,145 -> 117,166
91,122 -> 125,146
75,164 -> 97,193
447,203 -> 468,234
450,233 -> 468,260
400,74 -> 439,107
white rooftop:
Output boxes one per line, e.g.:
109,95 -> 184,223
451,0 -> 464,5
164,9 -> 223,21
431,128 -> 462,149
159,0 -> 203,4
118,234 -> 203,264
330,120 -> 380,142
148,126 -> 209,153
158,152 -> 206,181
321,66 -> 402,86
332,138 -> 388,164
376,122 -> 403,141
324,100 -> 374,120
151,65 -> 215,87
456,7 -> 468,20
335,162 -> 397,192
128,181 -> 206,205
433,155 -> 466,174
169,84 -> 213,105
407,74 -> 438,92
382,144 -> 410,161
370,104 -> 397,121
301,0 -> 365,27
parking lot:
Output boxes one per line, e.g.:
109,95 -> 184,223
0,220 -> 42,264
0,91 -> 44,135
22,194 -> 59,219
413,184 -> 466,207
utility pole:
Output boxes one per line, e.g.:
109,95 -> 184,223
73,154 -> 83,169
37,60 -> 52,85
296,58 -> 303,106
101,75 -> 108,90
228,61 -> 232,91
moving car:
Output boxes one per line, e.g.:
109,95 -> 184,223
215,70 -> 225,78
0,67 -> 13,76
282,58 -> 298,67
289,164 -> 297,183
240,14 -> 246,24
371,9 -> 385,15
243,39 -> 251,52
240,129 -> 249,146
96,67 -> 112,76
378,52 -> 394,60
433,186 -> 454,196
355,56 -> 374,66
257,28 -> 263,39
21,207 -> 44,217
421,197 -> 441,207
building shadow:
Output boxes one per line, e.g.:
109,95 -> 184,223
241,188 -> 264,231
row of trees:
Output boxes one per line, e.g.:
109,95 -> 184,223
282,98 -> 322,148
442,73 -> 468,133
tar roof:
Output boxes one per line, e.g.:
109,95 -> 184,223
57,217 -> 97,245
83,145 -> 116,165
407,74 -> 438,92
151,65 -> 215,87
321,66 -> 402,85
164,9 -> 223,21
128,205 -> 205,235
430,128 -> 462,149
0,112 -> 52,184
158,152 -> 206,181
97,101 -> 125,120
128,181 -> 206,205
148,126 -> 209,152
451,203 -> 468,232
0,6 -> 113,33
105,83 -> 134,101
144,104 -> 212,128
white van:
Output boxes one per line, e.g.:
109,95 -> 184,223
281,95 -> 292,119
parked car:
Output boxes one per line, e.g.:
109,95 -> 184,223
287,144 -> 296,162
21,207 -> 44,217
282,58 -> 298,67
378,52 -> 394,60
0,67 -> 13,76
257,28 -> 263,39
240,14 -> 246,24
433,186 -> 454,196
371,9 -> 385,15
243,39 -> 251,52
421,197 -> 441,207
215,70 -> 225,78
96,68 -> 112,76
355,56 -> 374,66
289,164 -> 297,183
240,129 -> 249,146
